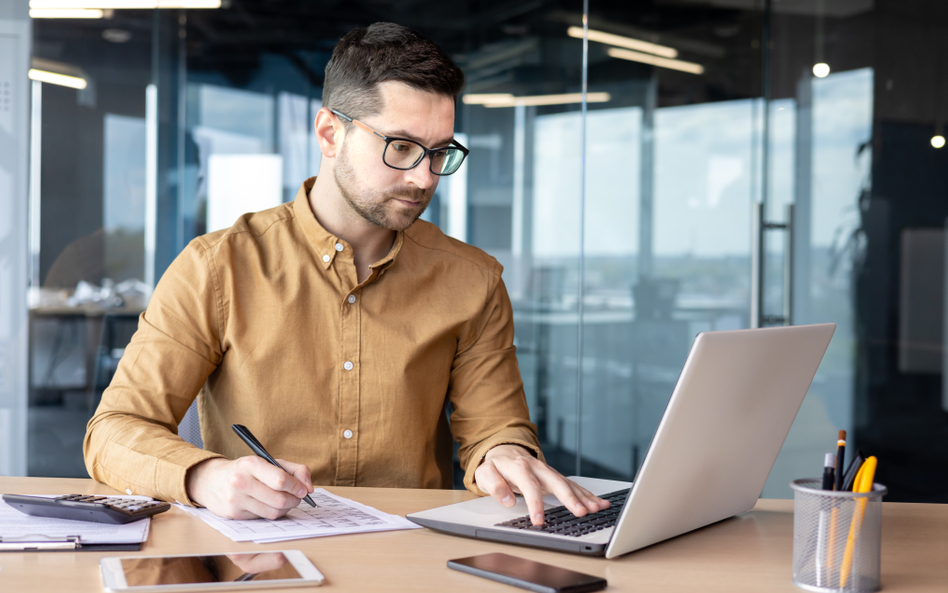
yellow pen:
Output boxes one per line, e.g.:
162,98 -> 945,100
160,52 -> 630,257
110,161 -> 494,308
838,456 -> 878,589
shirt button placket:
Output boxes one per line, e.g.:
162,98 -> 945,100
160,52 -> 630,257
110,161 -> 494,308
334,234 -> 359,487
337,264 -> 360,486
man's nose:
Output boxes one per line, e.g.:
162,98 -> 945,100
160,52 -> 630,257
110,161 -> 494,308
405,156 -> 435,189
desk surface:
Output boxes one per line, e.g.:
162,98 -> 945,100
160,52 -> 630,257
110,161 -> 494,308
1,477 -> 945,592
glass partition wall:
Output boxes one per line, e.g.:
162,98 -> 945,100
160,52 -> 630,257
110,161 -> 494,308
24,1 -> 948,502
27,11 -> 152,476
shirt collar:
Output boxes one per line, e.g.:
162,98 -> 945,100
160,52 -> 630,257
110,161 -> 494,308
293,177 -> 405,272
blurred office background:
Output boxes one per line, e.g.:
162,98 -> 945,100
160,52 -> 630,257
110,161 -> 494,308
1,0 -> 946,502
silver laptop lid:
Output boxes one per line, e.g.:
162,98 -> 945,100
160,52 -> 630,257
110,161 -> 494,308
605,323 -> 835,558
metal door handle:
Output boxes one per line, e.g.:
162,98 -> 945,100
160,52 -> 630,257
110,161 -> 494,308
751,202 -> 794,327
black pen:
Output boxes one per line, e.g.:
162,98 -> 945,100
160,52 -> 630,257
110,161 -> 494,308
231,424 -> 317,508
841,449 -> 866,492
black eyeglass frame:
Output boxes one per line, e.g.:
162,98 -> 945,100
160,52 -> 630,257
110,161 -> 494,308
330,109 -> 469,176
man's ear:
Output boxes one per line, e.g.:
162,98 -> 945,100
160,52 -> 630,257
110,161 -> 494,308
314,107 -> 343,159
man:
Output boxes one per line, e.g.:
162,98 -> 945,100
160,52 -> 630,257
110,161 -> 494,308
84,23 -> 607,527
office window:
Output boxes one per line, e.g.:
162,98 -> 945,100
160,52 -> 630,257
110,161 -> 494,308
16,1 -> 948,502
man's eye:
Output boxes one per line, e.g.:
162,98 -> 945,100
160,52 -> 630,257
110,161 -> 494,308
391,142 -> 414,153
431,150 -> 448,160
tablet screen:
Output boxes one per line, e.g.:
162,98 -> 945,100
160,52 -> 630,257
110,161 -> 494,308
121,552 -> 302,587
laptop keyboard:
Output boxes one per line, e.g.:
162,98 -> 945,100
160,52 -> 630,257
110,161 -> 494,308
494,489 -> 630,538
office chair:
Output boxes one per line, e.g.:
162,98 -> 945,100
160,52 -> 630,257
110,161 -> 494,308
178,400 -> 204,449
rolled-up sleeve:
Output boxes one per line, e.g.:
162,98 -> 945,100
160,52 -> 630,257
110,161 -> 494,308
83,239 -> 226,504
448,267 -> 544,496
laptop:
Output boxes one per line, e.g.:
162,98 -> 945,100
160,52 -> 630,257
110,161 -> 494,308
408,323 -> 836,559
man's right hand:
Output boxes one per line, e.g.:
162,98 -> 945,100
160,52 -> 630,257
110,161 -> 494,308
185,456 -> 314,520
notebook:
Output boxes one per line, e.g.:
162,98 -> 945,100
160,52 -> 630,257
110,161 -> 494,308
408,323 -> 836,558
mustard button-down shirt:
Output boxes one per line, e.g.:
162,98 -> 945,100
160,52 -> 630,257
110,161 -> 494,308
84,178 -> 542,505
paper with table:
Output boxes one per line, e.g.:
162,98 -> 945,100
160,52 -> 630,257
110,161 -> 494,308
177,488 -> 420,543
0,495 -> 151,550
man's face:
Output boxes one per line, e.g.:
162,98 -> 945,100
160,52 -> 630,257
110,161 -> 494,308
333,81 -> 456,232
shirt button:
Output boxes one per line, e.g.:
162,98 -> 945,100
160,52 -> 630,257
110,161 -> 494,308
347,295 -> 356,304
343,429 -> 353,439
343,361 -> 354,371
335,243 -> 344,252
322,254 -> 331,263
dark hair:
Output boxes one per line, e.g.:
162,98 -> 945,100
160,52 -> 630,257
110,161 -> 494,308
322,23 -> 465,121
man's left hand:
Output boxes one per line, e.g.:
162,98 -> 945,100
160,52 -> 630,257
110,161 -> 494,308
474,444 -> 610,526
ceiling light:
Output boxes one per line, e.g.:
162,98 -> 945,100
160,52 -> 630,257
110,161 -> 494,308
28,69 -> 88,89
932,135 -> 946,149
462,94 -> 515,105
102,28 -> 132,42
813,63 -> 830,78
30,8 -> 105,17
607,48 -> 704,75
157,0 -> 220,6
463,92 -> 611,108
568,26 -> 677,59
31,1 -> 151,7
29,1 -> 221,8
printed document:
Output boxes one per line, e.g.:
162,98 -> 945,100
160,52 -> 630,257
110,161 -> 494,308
177,488 -> 421,543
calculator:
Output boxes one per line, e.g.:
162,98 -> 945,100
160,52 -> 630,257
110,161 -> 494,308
2,494 -> 171,524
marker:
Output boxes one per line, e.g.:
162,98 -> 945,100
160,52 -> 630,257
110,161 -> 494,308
834,430 -> 846,491
232,424 -> 317,508
839,456 -> 878,589
821,453 -> 836,491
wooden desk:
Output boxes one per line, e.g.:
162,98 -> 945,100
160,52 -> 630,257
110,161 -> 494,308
1,477 -> 946,592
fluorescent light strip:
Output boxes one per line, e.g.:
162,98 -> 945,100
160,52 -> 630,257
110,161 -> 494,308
157,0 -> 220,7
568,26 -> 677,59
607,47 -> 704,75
28,69 -> 88,89
30,8 -> 104,17
29,1 -> 220,8
461,94 -> 514,104
464,92 -> 611,108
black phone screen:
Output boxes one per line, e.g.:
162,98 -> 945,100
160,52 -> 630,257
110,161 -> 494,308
448,553 -> 607,593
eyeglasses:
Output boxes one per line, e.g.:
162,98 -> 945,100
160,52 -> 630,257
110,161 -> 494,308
330,109 -> 469,176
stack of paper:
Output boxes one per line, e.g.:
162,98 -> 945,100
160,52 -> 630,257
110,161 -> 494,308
178,488 -> 421,544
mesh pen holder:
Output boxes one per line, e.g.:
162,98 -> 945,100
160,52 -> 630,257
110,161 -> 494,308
790,479 -> 887,593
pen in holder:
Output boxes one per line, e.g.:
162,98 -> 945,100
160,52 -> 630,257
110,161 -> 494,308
790,479 -> 887,593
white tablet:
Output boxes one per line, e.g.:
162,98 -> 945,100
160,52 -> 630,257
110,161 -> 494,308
99,550 -> 324,592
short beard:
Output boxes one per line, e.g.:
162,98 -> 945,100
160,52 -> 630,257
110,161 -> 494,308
333,143 -> 432,232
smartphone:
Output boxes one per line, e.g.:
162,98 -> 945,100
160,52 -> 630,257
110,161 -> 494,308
99,550 -> 324,592
447,553 -> 607,593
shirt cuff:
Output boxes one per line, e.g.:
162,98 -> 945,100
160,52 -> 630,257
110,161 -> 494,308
157,447 -> 226,506
463,437 -> 545,497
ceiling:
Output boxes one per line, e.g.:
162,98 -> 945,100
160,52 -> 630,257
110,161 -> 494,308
29,0 -> 948,124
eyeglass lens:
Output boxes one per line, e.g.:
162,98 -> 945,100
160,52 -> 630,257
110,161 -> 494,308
383,140 -> 465,175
